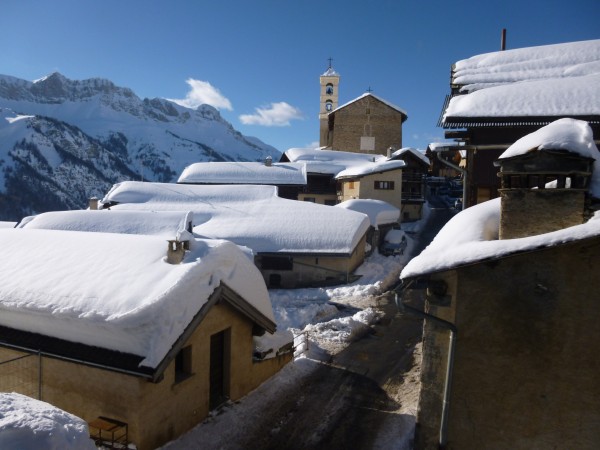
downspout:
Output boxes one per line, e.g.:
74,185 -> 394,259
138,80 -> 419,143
394,280 -> 457,449
435,149 -> 467,211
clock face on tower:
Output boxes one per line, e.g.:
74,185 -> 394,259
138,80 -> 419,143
326,100 -> 333,111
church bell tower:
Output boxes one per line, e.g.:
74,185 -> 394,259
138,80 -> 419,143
319,58 -> 340,147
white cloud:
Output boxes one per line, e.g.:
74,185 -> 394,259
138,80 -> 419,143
239,102 -> 303,127
168,78 -> 233,111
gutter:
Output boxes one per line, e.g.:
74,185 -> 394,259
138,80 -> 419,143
394,279 -> 457,449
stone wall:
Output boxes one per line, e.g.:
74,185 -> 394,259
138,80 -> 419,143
499,189 -> 585,239
415,236 -> 600,449
330,96 -> 403,155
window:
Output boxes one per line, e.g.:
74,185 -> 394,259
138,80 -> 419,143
375,181 -> 395,190
261,256 -> 293,271
175,345 -> 193,383
326,83 -> 334,95
325,100 -> 333,111
303,197 -> 316,202
348,181 -> 355,189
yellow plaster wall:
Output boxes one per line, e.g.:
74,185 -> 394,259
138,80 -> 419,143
0,302 -> 289,450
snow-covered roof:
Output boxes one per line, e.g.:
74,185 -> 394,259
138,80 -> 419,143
283,147 -> 386,175
17,210 -> 194,241
336,199 -> 399,228
102,182 -> 371,255
444,39 -> 600,120
0,393 -> 95,450
0,221 -> 16,228
498,118 -> 600,198
322,67 -> 339,77
391,147 -> 431,166
401,198 -> 600,279
177,161 -> 307,185
335,159 -> 405,179
332,92 -> 408,118
0,228 -> 274,368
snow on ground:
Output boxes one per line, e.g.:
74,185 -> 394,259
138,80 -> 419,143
0,392 -> 95,450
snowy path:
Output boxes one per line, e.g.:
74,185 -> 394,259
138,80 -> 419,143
162,294 -> 423,450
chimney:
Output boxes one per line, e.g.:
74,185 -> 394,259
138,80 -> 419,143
501,28 -> 507,51
387,146 -> 394,159
265,156 -> 272,167
89,197 -> 99,210
495,149 -> 593,239
167,240 -> 187,264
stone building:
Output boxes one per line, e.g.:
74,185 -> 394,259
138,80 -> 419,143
318,63 -> 408,155
398,119 -> 600,449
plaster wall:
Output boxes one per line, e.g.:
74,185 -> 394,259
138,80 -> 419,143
257,234 -> 367,288
0,302 -> 289,450
340,170 -> 403,210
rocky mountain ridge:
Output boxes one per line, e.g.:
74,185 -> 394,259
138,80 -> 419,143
0,73 -> 279,221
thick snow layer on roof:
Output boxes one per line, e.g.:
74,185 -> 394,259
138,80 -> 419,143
336,199 -> 399,228
0,229 -> 273,368
453,39 -> 600,89
445,39 -> 600,119
0,393 -> 95,450
499,119 -> 600,198
178,161 -> 307,185
17,210 -> 193,241
0,221 -> 16,228
335,159 -> 405,179
284,147 -> 386,175
445,73 -> 600,118
333,92 -> 407,117
103,182 -> 371,254
391,147 -> 430,165
401,198 -> 600,279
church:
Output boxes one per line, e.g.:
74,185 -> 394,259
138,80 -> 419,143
318,61 -> 408,156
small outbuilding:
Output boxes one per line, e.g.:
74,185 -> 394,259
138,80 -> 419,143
0,228 -> 287,450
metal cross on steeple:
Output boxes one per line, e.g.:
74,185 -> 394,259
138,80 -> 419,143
327,57 -> 333,68
366,86 -> 373,93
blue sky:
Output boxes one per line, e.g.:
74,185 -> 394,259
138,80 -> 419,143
1,0 -> 598,153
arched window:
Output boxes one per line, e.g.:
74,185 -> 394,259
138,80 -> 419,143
326,83 -> 334,95
325,100 -> 333,111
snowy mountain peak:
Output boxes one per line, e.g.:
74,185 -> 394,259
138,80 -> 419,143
0,73 -> 280,221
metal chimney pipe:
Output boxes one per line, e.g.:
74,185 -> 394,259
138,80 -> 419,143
501,28 -> 507,51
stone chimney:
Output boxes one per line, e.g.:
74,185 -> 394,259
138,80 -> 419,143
89,197 -> 99,210
167,240 -> 187,264
265,156 -> 272,167
495,149 -> 593,239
